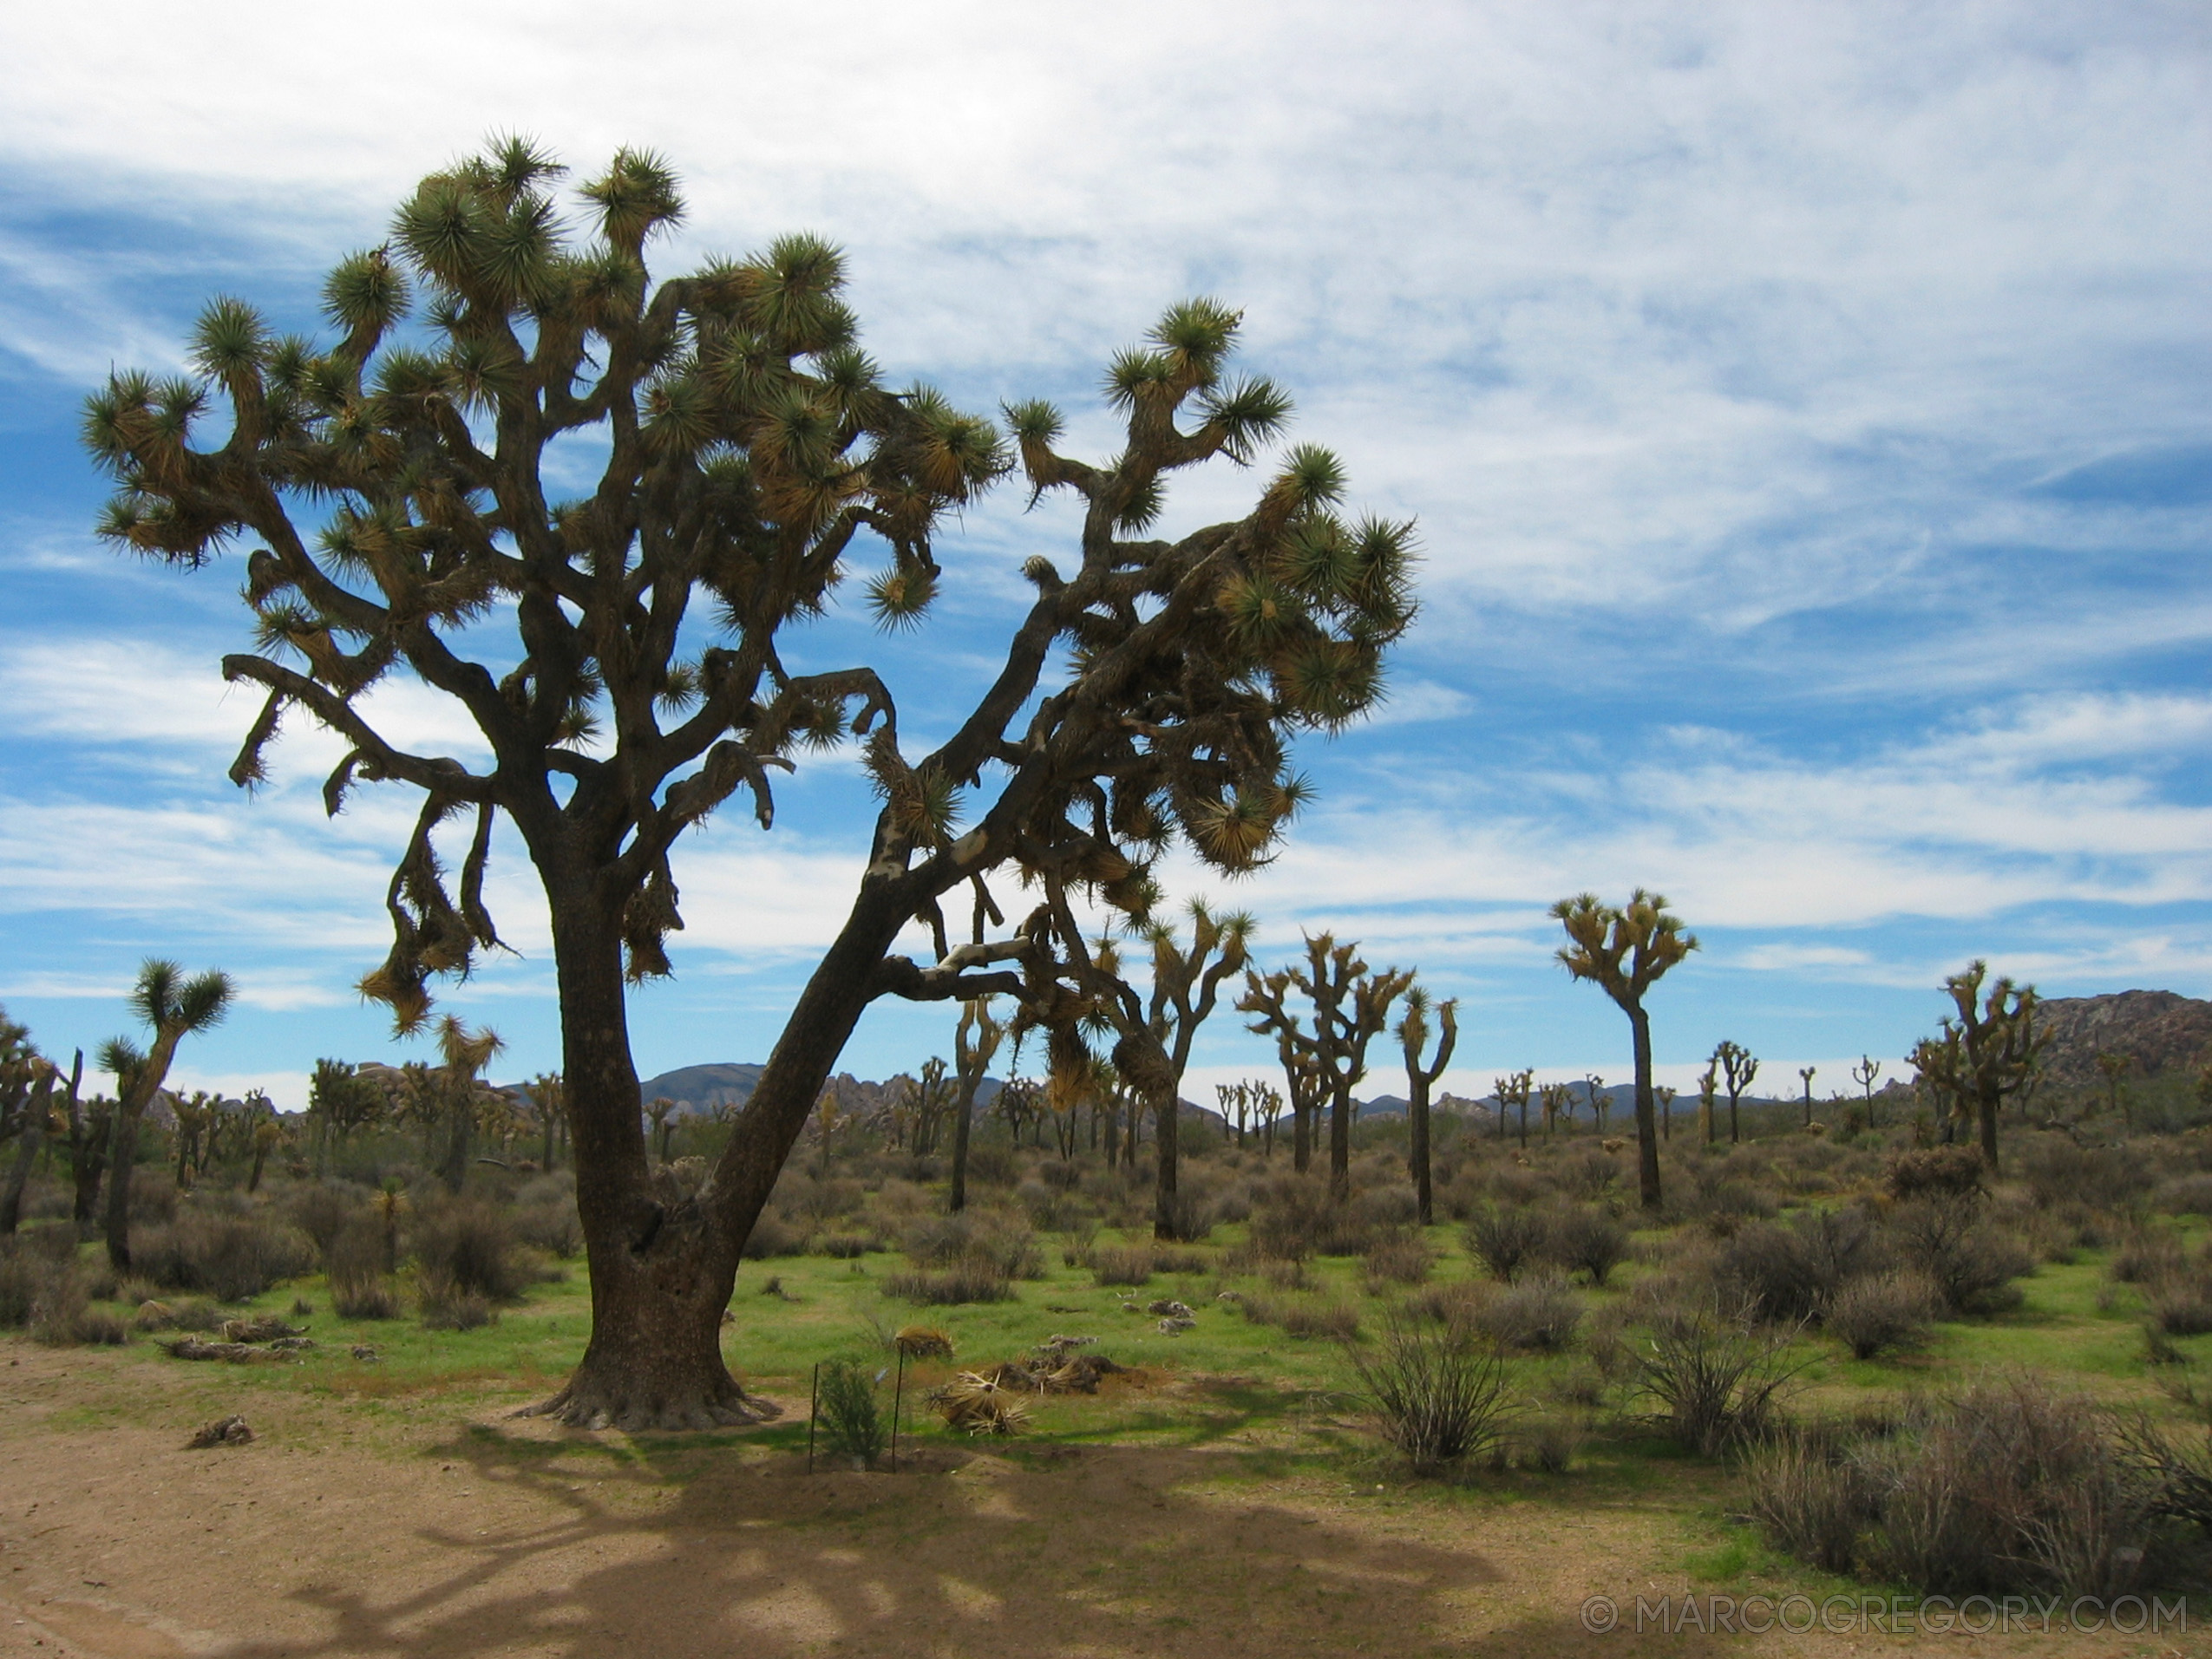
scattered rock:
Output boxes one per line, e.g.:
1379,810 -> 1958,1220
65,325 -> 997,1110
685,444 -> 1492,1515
1158,1316 -> 1196,1336
187,1415 -> 252,1449
268,1337 -> 317,1352
1145,1299 -> 1194,1319
350,1345 -> 380,1362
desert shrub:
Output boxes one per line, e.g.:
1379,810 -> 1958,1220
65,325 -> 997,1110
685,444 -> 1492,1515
332,1276 -> 401,1320
1236,1292 -> 1360,1341
1404,1279 -> 1489,1330
1516,1417 -> 1582,1474
901,1213 -> 1042,1279
128,1180 -> 177,1225
1151,1245 -> 1210,1277
1038,1159 -> 1083,1192
134,1297 -> 223,1331
286,1183 -> 362,1260
1354,1184 -> 1421,1230
1886,1198 -> 2032,1315
815,1358 -> 887,1466
1090,1244 -> 1155,1287
886,1264 -> 1013,1304
816,1233 -> 874,1259
1885,1146 -> 1986,1202
964,1145 -> 1018,1187
1717,1208 -> 1881,1324
1249,1178 -> 1377,1259
513,1194 -> 582,1258
1561,1148 -> 1622,1203
2110,1225 -> 2186,1284
2019,1137 -> 2152,1212
2146,1269 -> 2212,1336
0,1243 -> 52,1328
1463,1205 -> 1548,1283
2157,1172 -> 2212,1218
1745,1431 -> 1877,1574
1633,1297 -> 1800,1454
28,1266 -> 90,1346
410,1199 -> 529,1303
1544,1207 -> 1629,1287
1473,1274 -> 1581,1352
418,1284 -> 494,1330
741,1208 -> 803,1259
1825,1270 -> 1939,1361
1845,1379 -> 2165,1597
1363,1231 -> 1435,1289
1349,1315 -> 1510,1475
133,1214 -> 316,1301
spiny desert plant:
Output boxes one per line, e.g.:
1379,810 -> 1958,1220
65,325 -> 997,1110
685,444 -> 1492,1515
1348,1314 -> 1511,1475
1633,1297 -> 1803,1455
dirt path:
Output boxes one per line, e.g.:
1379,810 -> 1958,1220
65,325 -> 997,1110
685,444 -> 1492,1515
0,1347 -> 2190,1659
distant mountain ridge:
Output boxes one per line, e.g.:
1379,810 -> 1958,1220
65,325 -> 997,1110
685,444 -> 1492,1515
634,1061 -> 1004,1115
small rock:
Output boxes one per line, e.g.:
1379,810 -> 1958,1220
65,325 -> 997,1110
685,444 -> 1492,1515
350,1344 -> 380,1362
1158,1316 -> 1196,1336
1145,1299 -> 1194,1319
187,1414 -> 253,1449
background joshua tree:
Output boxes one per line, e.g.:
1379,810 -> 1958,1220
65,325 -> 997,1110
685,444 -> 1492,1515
1912,960 -> 2045,1169
1798,1065 -> 1816,1127
1541,1080 -> 1572,1140
1656,1082 -> 1677,1140
88,140 -> 1413,1427
1586,1074 -> 1607,1136
1245,981 -> 1325,1172
1397,985 -> 1458,1225
2095,1050 -> 2133,1125
1697,1062 -> 1719,1144
1494,1068 -> 1535,1148
645,1096 -> 679,1162
1712,1040 -> 1758,1145
1,1050 -> 74,1237
1011,896 -> 1252,1237
1240,934 -> 1412,1202
1851,1055 -> 1883,1126
528,1073 -> 567,1172
96,958 -> 233,1270
948,998 -> 1004,1212
1550,889 -> 1698,1209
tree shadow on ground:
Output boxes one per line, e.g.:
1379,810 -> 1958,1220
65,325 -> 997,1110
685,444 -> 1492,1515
204,1426 -> 1728,1659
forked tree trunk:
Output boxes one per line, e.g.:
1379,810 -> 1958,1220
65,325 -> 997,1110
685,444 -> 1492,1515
526,875 -> 916,1430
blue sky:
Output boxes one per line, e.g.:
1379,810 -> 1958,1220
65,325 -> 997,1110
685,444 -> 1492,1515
1,2 -> 2209,1108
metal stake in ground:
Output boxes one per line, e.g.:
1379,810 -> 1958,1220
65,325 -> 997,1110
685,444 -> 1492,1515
892,1349 -> 906,1472
807,1361 -> 819,1475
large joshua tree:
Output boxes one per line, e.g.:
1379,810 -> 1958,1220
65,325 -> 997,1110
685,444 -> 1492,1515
1549,890 -> 1697,1211
87,140 -> 1415,1428
96,959 -> 233,1269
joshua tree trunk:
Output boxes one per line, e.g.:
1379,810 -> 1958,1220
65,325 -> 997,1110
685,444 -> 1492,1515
69,1100 -> 108,1228
1328,1081 -> 1354,1202
1629,1007 -> 1662,1211
1292,1095 -> 1311,1172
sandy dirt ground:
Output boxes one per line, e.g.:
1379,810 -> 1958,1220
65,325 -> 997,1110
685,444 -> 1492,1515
0,1347 -> 2193,1659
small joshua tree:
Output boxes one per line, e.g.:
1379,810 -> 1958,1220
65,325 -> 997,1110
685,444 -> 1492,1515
1798,1065 -> 1816,1127
1550,890 -> 1698,1209
98,959 -> 233,1270
1712,1041 -> 1758,1145
1656,1083 -> 1677,1140
1697,1062 -> 1719,1145
1397,985 -> 1458,1225
1494,1068 -> 1535,1148
1851,1055 -> 1883,1126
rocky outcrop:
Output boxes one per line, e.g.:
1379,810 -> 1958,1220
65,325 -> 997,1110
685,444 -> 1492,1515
2032,990 -> 2212,1087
